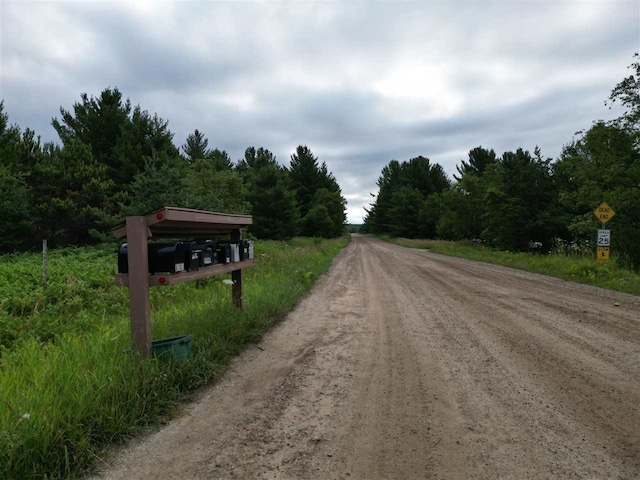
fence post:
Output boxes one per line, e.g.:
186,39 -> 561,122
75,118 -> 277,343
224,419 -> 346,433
231,229 -> 243,310
126,216 -> 152,357
42,240 -> 47,285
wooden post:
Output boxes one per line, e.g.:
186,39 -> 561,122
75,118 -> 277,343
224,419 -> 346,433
42,240 -> 47,285
231,229 -> 243,310
126,216 -> 152,357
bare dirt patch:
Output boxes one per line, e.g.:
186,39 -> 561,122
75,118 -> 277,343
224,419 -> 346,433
91,235 -> 640,479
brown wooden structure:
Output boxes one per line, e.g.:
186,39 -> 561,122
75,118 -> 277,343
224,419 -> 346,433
112,207 -> 253,357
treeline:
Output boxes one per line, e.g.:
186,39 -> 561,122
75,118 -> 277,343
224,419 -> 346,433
363,56 -> 640,269
0,88 -> 346,251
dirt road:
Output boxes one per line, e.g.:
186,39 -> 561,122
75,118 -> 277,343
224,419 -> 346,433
94,235 -> 640,479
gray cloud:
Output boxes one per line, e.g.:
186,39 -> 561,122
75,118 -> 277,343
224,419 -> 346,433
1,0 -> 638,223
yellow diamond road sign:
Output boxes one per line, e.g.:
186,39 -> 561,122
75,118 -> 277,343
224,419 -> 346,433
594,202 -> 615,224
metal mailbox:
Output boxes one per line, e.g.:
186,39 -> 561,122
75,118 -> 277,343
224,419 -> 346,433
198,243 -> 215,267
118,243 -> 187,274
239,240 -> 254,260
230,243 -> 240,263
216,241 -> 241,262
215,242 -> 232,264
118,240 -> 252,273
118,243 -> 129,273
148,243 -> 187,273
118,242 -> 185,273
181,242 -> 202,271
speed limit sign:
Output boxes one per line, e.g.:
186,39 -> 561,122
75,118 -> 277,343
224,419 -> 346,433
597,229 -> 611,247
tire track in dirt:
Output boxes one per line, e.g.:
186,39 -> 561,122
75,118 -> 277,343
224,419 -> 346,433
365,238 -> 640,478
91,235 -> 640,480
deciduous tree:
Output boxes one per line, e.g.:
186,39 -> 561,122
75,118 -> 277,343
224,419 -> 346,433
555,122 -> 640,267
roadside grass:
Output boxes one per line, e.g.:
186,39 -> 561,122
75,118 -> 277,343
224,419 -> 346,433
377,235 -> 640,296
0,235 -> 349,479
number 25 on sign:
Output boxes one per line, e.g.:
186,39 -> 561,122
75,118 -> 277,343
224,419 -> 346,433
594,202 -> 615,224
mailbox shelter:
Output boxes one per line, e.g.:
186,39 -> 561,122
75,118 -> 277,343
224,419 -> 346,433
112,207 -> 253,357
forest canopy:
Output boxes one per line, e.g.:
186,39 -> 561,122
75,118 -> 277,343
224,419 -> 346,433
362,55 -> 640,269
0,88 -> 347,248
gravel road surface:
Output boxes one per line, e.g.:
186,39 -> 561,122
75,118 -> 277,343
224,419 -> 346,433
93,234 -> 640,479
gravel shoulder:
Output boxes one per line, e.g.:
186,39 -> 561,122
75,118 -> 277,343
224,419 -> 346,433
91,234 -> 640,479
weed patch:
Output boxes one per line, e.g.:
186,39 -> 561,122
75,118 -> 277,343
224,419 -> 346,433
0,236 -> 349,478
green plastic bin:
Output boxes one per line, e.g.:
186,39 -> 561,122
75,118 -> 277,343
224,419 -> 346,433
151,334 -> 192,360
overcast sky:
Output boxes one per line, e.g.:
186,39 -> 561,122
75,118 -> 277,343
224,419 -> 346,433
1,0 -> 638,222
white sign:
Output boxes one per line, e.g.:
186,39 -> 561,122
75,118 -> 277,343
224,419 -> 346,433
597,229 -> 611,247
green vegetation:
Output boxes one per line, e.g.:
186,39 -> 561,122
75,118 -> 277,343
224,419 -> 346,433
363,55 -> 640,270
378,235 -> 640,296
0,236 -> 349,479
0,89 -> 347,249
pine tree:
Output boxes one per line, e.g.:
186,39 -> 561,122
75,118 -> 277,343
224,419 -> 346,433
238,147 -> 299,239
0,166 -> 33,251
363,156 -> 449,237
126,151 -> 188,215
31,140 -> 117,244
0,103 -> 33,249
289,145 -> 321,218
182,129 -> 209,164
183,158 -> 249,214
52,87 -> 179,193
289,145 -> 347,237
249,163 -> 299,240
454,146 -> 497,181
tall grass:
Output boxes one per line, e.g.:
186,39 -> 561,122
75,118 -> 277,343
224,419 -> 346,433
0,236 -> 349,479
378,235 -> 640,296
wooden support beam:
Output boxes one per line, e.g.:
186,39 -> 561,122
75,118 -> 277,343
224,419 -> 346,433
126,216 -> 152,357
115,259 -> 253,287
111,207 -> 252,239
231,228 -> 243,310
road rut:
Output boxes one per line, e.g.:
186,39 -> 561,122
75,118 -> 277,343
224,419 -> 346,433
93,235 -> 640,479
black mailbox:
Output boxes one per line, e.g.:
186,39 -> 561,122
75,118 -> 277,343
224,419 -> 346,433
198,242 -> 215,267
118,244 -> 129,273
148,243 -> 186,273
203,240 -> 219,266
118,243 -> 187,274
181,242 -> 202,271
240,240 -> 254,260
215,242 -> 231,264
216,241 -> 240,262
239,240 -> 250,260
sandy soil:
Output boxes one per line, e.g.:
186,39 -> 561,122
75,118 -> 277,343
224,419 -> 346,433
91,234 -> 640,479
